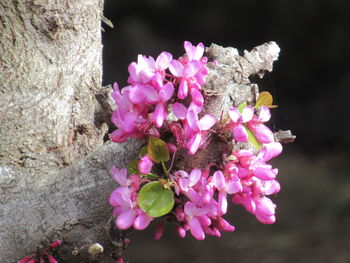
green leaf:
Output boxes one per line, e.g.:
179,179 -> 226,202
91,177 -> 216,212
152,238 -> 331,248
138,181 -> 174,217
246,126 -> 261,150
127,159 -> 139,174
255,91 -> 278,108
140,146 -> 148,157
237,102 -> 247,113
147,137 -> 170,163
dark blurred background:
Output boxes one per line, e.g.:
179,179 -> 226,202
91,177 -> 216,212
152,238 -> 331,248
102,1 -> 350,262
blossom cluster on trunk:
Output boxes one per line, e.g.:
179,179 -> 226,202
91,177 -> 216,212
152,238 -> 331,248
109,41 -> 285,241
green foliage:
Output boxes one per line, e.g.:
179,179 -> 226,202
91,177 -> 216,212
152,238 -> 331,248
140,146 -> 148,157
255,91 -> 278,108
147,136 -> 170,163
138,181 -> 174,217
237,101 -> 248,113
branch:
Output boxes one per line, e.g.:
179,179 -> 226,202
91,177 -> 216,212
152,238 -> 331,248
0,42 -> 292,262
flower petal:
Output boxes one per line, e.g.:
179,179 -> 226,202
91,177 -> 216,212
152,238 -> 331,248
156,51 -> 172,70
172,102 -> 187,120
188,102 -> 203,114
122,112 -> 136,133
228,108 -> 240,123
232,125 -> 248,142
189,168 -> 201,186
187,110 -> 200,132
258,105 -> 271,122
111,167 -> 128,186
261,142 -> 283,161
188,217 -> 205,240
213,171 -> 225,191
116,209 -> 137,230
184,201 -> 197,216
183,60 -> 201,78
199,114 -> 217,131
128,84 -> 145,104
159,82 -> 174,101
190,88 -> 204,106
226,180 -> 242,194
153,103 -> 165,128
218,191 -> 228,215
253,165 -> 277,180
133,213 -> 152,230
143,85 -> 160,103
241,106 -> 254,122
187,133 -> 201,155
248,122 -> 274,144
138,155 -> 153,174
178,80 -> 188,99
169,60 -> 183,77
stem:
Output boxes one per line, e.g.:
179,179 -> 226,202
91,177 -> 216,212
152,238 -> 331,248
161,161 -> 169,177
147,173 -> 159,179
168,149 -> 177,173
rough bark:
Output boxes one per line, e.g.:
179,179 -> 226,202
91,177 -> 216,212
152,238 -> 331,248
0,3 -> 290,261
0,0 -> 105,176
0,0 -> 106,262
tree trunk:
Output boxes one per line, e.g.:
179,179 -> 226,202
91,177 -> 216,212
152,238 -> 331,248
0,0 -> 107,261
0,2 -> 290,262
0,0 -> 105,174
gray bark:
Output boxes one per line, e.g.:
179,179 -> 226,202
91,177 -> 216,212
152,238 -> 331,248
0,0 -> 105,175
0,0 -> 107,262
0,2 -> 289,261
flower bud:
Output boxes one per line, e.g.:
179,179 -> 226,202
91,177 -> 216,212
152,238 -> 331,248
138,155 -> 153,174
154,221 -> 164,240
248,122 -> 274,144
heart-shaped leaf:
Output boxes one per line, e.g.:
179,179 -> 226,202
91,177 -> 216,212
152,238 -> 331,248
140,146 -> 148,157
147,136 -> 170,163
255,91 -> 278,108
138,181 -> 174,217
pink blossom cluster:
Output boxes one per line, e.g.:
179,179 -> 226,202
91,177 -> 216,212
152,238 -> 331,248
227,105 -> 274,144
109,167 -> 153,230
227,142 -> 282,224
109,41 -> 213,155
109,41 -> 284,241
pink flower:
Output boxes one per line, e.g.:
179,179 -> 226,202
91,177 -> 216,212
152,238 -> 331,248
152,82 -> 174,127
254,196 -> 276,224
109,83 -> 149,142
110,169 -> 152,231
184,41 -> 205,61
172,103 -> 216,154
111,167 -> 130,186
168,41 -> 208,104
110,186 -> 153,230
212,171 -> 242,215
228,106 -> 254,142
169,59 -> 202,101
138,155 -> 153,174
184,202 -> 205,240
247,121 -> 274,144
128,52 -> 172,84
